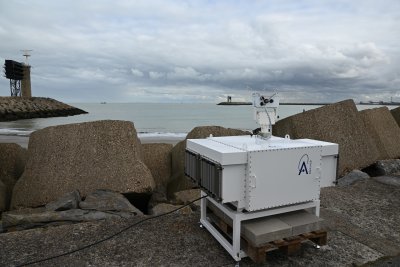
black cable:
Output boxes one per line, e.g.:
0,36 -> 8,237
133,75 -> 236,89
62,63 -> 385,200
16,195 -> 208,267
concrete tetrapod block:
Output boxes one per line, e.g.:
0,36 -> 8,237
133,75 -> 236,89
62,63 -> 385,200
0,143 -> 27,210
11,120 -> 155,209
273,99 -> 379,176
142,143 -> 173,188
359,107 -> 400,160
277,210 -> 324,236
390,106 -> 400,127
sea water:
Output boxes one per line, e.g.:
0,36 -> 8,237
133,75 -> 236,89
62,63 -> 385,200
0,103 -> 396,138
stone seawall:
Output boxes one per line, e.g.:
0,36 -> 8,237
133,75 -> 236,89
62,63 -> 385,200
0,97 -> 87,121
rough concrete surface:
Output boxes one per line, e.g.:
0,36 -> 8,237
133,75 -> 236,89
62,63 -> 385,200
142,143 -> 173,188
11,120 -> 155,209
273,99 -> 379,176
149,203 -> 192,216
390,106 -> 400,127
0,143 -> 27,211
0,180 -> 6,211
174,189 -> 201,206
0,177 -> 398,266
359,107 -> 400,159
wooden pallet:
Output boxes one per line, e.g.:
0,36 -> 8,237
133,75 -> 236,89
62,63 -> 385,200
209,212 -> 327,264
245,230 -> 327,263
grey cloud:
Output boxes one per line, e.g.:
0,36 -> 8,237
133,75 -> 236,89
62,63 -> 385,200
0,1 -> 399,103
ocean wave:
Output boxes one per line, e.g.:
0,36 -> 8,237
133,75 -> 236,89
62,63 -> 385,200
0,128 -> 33,136
138,132 -> 187,138
0,127 -> 187,139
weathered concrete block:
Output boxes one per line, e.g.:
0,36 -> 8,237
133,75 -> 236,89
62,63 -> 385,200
390,106 -> 400,127
11,120 -> 155,209
142,143 -> 173,188
186,126 -> 250,139
359,107 -> 400,160
0,180 -> 6,211
273,99 -> 379,176
242,217 -> 292,246
0,143 -> 27,211
278,210 -> 323,236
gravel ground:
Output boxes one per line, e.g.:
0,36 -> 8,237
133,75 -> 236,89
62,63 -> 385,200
1,177 -> 399,267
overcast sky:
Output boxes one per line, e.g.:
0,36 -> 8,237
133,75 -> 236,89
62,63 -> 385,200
1,0 -> 399,103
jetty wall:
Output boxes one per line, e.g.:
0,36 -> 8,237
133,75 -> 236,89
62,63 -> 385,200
0,97 -> 87,122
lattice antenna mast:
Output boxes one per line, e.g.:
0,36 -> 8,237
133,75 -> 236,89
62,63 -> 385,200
21,49 -> 33,65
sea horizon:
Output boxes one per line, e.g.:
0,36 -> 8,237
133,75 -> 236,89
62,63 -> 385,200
0,103 -> 398,138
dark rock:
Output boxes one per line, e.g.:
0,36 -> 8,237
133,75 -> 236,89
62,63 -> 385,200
359,107 -> 400,159
79,189 -> 143,215
0,143 -> 27,211
149,203 -> 192,216
148,185 -> 168,209
363,159 -> 400,177
273,99 -> 379,176
0,180 -> 6,211
372,176 -> 400,187
45,190 -> 81,211
1,209 -> 131,228
337,170 -> 370,186
11,120 -> 155,209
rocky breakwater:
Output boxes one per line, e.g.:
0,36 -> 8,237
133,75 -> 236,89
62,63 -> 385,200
0,96 -> 87,121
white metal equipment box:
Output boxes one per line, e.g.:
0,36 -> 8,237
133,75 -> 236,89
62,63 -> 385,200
185,135 -> 338,212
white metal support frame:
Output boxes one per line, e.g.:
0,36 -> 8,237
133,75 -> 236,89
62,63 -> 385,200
200,190 -> 320,261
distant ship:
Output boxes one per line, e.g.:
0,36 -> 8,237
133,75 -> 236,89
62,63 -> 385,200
100,102 -> 107,104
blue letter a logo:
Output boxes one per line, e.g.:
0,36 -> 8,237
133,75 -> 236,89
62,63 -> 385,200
298,162 -> 309,175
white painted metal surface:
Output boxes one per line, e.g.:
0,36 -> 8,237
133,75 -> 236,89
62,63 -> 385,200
187,135 -> 338,210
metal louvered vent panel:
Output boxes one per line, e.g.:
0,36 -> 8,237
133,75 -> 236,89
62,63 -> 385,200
184,149 -> 201,184
184,149 -> 223,200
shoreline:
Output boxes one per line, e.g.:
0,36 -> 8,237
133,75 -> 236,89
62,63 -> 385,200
0,134 -> 185,148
